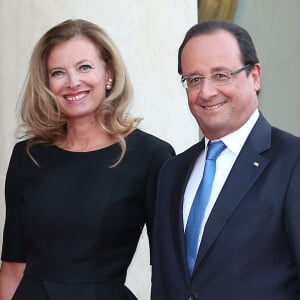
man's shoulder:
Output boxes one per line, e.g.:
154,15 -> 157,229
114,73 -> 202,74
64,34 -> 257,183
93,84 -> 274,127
160,142 -> 202,175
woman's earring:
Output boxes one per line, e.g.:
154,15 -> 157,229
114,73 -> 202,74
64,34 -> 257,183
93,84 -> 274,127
106,79 -> 113,90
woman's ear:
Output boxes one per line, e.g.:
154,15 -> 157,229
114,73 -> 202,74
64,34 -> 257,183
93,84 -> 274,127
105,78 -> 113,90
105,68 -> 114,91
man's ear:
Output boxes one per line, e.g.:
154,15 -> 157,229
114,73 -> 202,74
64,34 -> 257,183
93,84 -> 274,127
251,63 -> 261,92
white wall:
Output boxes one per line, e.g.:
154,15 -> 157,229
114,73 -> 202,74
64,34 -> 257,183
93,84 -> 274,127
0,1 -> 198,299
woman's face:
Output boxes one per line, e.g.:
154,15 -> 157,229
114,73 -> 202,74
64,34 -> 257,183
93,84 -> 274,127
47,35 -> 112,121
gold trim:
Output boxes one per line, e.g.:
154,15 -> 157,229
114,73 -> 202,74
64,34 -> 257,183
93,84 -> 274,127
198,0 -> 238,23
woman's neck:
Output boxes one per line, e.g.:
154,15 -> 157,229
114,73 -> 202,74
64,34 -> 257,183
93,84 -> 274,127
57,118 -> 115,152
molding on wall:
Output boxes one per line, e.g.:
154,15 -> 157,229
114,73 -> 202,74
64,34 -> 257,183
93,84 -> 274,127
198,0 -> 237,22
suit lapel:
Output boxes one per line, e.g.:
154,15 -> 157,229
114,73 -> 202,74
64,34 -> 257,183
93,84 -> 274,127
193,115 -> 272,272
169,140 -> 205,279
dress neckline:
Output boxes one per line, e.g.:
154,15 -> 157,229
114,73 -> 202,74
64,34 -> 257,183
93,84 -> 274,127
52,129 -> 138,154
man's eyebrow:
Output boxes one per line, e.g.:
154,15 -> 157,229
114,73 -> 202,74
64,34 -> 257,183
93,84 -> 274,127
183,66 -> 230,77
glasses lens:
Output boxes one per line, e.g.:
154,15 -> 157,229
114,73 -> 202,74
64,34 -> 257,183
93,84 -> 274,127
181,78 -> 188,88
211,72 -> 231,85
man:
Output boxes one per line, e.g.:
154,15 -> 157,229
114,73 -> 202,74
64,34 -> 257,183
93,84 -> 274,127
151,20 -> 300,300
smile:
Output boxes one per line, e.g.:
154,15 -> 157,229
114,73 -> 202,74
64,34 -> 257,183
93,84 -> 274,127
64,91 -> 89,101
203,102 -> 225,110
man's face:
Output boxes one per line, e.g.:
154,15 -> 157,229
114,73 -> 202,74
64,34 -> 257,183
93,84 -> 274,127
181,30 -> 261,140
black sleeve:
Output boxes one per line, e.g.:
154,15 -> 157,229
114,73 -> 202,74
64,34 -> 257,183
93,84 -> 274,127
1,143 -> 28,262
144,140 -> 175,261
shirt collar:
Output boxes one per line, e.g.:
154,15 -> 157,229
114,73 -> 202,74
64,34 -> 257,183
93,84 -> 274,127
205,109 -> 259,156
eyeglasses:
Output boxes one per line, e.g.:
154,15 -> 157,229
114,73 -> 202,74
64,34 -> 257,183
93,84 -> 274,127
181,64 -> 250,90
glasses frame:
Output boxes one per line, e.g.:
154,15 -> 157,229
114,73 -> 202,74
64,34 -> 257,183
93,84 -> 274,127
181,64 -> 250,89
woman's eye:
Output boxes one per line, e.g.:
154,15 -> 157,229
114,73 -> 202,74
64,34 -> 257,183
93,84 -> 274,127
79,64 -> 93,72
50,70 -> 65,78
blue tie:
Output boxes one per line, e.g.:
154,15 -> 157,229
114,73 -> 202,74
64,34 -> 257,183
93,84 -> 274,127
185,141 -> 226,275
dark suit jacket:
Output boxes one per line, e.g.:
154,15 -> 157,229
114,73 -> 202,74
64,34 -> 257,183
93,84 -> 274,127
151,114 -> 300,300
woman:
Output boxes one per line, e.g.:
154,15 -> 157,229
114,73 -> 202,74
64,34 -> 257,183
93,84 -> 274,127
0,19 -> 174,299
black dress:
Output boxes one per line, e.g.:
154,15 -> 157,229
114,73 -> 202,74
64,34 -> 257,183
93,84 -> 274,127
1,129 -> 174,299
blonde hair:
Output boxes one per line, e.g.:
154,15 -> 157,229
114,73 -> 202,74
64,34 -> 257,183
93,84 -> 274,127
19,19 -> 140,166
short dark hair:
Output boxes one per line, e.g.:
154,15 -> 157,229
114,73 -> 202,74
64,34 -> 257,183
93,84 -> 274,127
178,20 -> 259,75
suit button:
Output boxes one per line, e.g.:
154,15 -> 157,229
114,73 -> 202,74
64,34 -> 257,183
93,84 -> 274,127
188,293 -> 198,300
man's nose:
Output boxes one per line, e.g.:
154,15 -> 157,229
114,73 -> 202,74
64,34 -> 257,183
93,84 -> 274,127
197,77 -> 218,99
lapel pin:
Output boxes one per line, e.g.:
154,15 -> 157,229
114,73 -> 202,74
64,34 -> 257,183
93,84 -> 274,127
253,161 -> 260,167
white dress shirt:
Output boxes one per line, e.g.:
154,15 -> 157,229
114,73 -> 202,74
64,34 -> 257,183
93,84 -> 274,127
183,109 -> 259,250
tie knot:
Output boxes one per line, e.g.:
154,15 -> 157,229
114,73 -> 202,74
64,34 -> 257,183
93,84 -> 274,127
206,141 -> 226,161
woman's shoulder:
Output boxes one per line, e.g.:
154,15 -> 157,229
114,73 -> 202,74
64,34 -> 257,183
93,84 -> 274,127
128,129 -> 173,149
10,139 -> 29,157
11,139 -> 60,168
12,139 -> 46,156
14,139 -> 28,147
125,129 -> 175,162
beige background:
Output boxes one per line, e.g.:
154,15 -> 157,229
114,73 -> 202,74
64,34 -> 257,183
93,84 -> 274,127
0,1 -> 299,299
